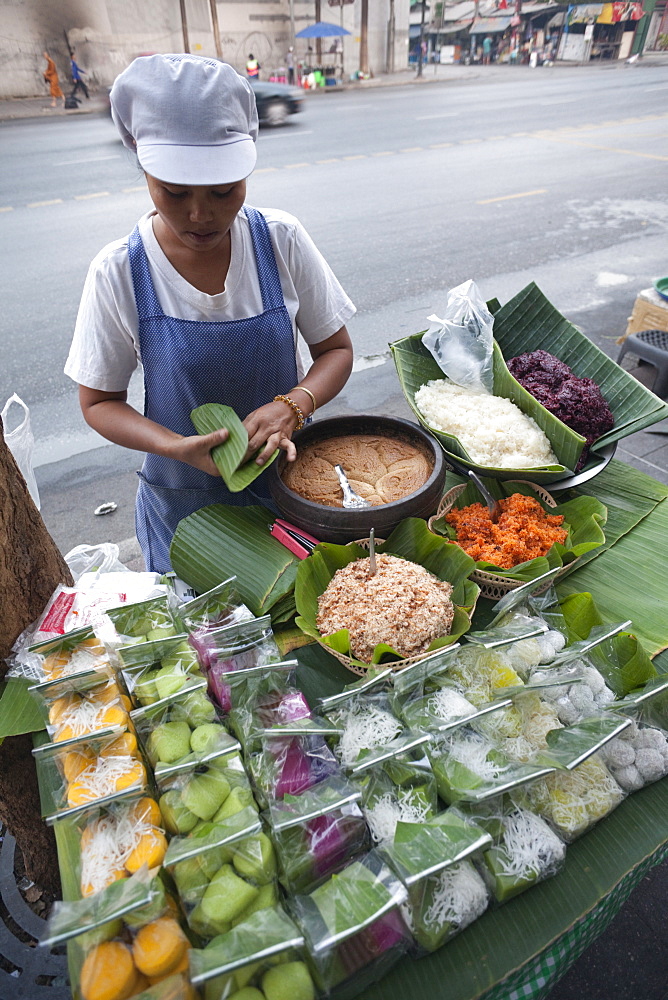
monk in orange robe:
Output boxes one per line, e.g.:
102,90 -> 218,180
43,52 -> 64,107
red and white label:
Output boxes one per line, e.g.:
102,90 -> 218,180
40,592 -> 76,634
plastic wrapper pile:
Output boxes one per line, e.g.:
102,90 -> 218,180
32,572 -> 667,1000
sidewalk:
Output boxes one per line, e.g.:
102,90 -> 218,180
1,50 -> 667,121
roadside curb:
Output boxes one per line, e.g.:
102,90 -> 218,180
2,53 -> 666,121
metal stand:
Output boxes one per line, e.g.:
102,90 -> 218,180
0,830 -> 69,999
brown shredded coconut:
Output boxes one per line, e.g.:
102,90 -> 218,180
316,553 -> 455,662
445,493 -> 568,569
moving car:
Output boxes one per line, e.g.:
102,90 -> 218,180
249,79 -> 303,126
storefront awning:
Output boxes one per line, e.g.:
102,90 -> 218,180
470,16 -> 513,33
437,19 -> 474,34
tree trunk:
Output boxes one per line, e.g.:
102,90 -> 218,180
0,416 -> 73,894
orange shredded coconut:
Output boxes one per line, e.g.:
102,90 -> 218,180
445,493 -> 567,569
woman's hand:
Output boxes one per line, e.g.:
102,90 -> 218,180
166,428 -> 229,476
243,400 -> 299,466
79,386 -> 229,476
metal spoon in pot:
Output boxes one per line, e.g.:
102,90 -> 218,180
334,464 -> 372,509
467,469 -> 501,523
444,453 -> 501,522
368,527 -> 377,576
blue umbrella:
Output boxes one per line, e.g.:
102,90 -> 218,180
295,21 -> 351,38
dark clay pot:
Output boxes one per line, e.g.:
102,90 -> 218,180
268,415 -> 446,545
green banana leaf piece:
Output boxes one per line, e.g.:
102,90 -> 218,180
390,335 -> 582,481
170,504 -> 298,622
430,482 -> 607,582
551,592 -> 656,696
191,402 -> 279,492
557,495 -> 668,657
295,518 -> 479,668
0,678 -> 45,738
491,282 -> 668,451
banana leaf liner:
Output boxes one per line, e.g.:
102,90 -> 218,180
391,334 -> 584,482
294,518 -> 479,675
428,479 -> 607,597
391,282 -> 668,483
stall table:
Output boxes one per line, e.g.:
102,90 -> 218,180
293,457 -> 668,1000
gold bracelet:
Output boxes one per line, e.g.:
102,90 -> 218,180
292,385 -> 317,414
274,394 -> 305,431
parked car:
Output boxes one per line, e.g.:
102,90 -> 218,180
249,79 -> 303,126
106,68 -> 303,129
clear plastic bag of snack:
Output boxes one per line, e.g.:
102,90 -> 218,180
471,800 -> 567,905
518,660 -> 615,727
396,659 -> 514,738
608,675 -> 668,731
264,775 -> 370,895
188,907 -> 313,1000
321,691 -> 408,770
105,595 -> 182,647
119,635 -> 203,708
533,711 -> 632,771
203,617 -> 281,710
381,808 -> 491,953
426,727 -> 555,805
289,850 -> 410,994
34,729 -> 149,824
514,752 -> 625,842
598,718 -> 668,792
225,661 -> 307,751
164,806 -> 277,941
45,871 -> 193,1000
360,757 -> 439,845
246,724 -> 342,808
28,626 -> 113,683
131,682 -> 239,784
177,577 -> 254,641
30,672 -> 132,746
54,791 -> 167,897
157,754 -> 259,838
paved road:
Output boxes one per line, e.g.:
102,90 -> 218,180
1,58 -> 668,1000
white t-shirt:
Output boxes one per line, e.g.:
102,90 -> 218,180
65,207 -> 356,392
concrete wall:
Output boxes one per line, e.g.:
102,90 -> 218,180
0,0 -> 411,99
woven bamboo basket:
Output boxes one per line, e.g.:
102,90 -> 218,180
428,480 -> 578,601
315,536 -> 471,678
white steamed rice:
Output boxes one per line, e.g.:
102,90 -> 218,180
414,379 -> 558,469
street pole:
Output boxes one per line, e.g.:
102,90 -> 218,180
315,0 -> 322,64
387,0 -> 396,73
179,0 -> 190,53
208,0 -> 222,59
417,0 -> 427,77
289,0 -> 296,49
360,0 -> 369,75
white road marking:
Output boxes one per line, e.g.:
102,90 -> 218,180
540,97 -> 579,105
645,84 -> 668,92
415,112 -> 460,120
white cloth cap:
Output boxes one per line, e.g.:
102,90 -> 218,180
110,53 -> 259,185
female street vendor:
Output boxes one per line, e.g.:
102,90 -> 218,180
65,53 -> 355,573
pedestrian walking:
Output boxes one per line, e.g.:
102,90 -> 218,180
70,52 -> 90,100
286,47 -> 295,85
42,51 -> 64,108
482,36 -> 493,65
245,53 -> 260,79
64,54 -> 355,574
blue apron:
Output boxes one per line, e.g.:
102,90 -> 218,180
128,206 -> 299,573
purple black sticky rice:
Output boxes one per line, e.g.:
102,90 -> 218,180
507,350 -> 614,470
